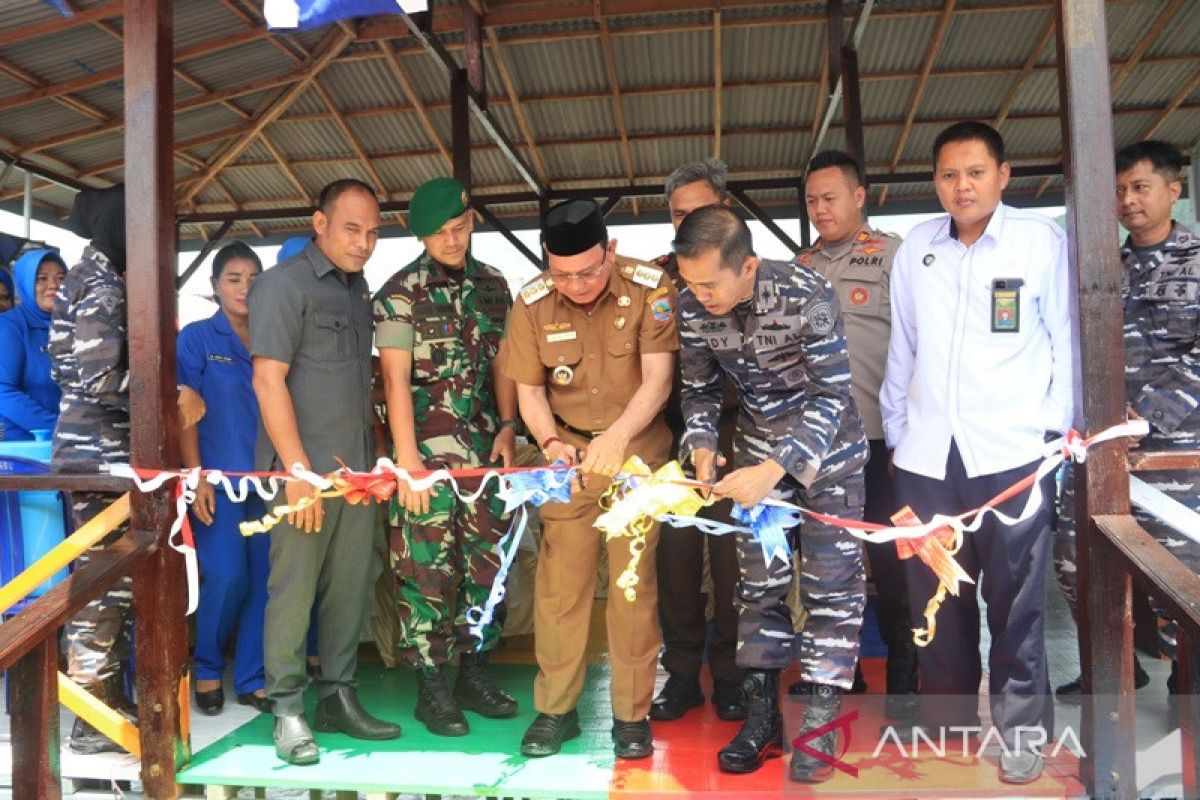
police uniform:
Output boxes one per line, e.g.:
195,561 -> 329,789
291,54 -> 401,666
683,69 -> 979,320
49,243 -> 132,693
504,255 -> 678,723
798,226 -> 915,696
679,258 -> 868,688
373,250 -> 513,668
249,241 -> 379,720
652,251 -> 742,708
177,308 -> 269,698
1055,222 -> 1200,660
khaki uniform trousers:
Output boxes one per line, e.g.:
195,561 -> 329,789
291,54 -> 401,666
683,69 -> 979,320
533,430 -> 666,722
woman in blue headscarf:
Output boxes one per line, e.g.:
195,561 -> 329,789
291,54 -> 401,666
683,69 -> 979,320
0,250 -> 67,441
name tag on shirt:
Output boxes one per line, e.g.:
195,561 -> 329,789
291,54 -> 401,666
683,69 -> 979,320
207,353 -> 234,364
991,278 -> 1022,333
546,330 -> 578,343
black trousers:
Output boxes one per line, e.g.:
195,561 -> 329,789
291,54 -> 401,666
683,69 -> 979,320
862,439 -> 912,666
655,500 -> 741,683
895,441 -> 1054,744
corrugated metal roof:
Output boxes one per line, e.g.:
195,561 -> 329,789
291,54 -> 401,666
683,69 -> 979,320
0,0 -> 1196,236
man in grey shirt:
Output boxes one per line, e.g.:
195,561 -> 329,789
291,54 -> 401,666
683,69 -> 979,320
249,178 -> 401,765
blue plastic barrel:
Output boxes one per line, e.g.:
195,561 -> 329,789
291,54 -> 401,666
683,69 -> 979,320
0,429 -> 70,607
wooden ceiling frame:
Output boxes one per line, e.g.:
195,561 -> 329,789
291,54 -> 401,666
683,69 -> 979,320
595,3 -> 637,215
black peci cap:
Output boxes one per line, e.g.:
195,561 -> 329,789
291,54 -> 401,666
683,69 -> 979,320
542,198 -> 607,256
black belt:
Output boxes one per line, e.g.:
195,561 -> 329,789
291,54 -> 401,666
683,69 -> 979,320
553,414 -> 604,440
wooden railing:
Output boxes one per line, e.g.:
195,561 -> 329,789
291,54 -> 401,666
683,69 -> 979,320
0,480 -> 165,799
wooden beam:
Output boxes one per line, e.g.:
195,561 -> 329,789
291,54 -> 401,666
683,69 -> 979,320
713,9 -> 722,160
1141,66 -> 1200,140
808,41 -> 829,156
378,39 -> 454,173
0,25 -> 270,116
180,26 -> 355,205
1109,0 -> 1184,97
177,219 -> 234,288
732,188 -> 799,253
484,27 -> 550,186
879,0 -> 957,207
217,0 -> 307,64
475,203 -> 540,267
256,131 -> 312,202
0,0 -> 122,49
310,80 -> 388,197
1056,0 -> 1136,795
993,13 -> 1055,130
0,57 -> 110,123
596,8 -> 637,213
841,45 -> 866,175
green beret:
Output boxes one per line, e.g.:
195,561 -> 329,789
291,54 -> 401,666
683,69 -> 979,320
410,177 -> 469,237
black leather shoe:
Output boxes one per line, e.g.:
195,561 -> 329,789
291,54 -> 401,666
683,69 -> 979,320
195,685 -> 225,716
274,714 -> 319,765
1057,654 -> 1150,704
712,677 -> 748,721
237,692 -> 274,713
789,683 -> 842,783
717,670 -> 783,774
612,718 -> 654,759
650,674 -> 704,721
313,686 -> 402,740
884,693 -> 919,721
69,716 -> 127,755
454,652 -> 518,718
414,666 -> 468,736
521,710 -> 582,757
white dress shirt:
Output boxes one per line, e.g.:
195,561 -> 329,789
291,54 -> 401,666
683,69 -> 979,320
881,203 -> 1074,480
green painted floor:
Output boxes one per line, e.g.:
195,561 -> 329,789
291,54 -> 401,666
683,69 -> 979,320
178,663 -> 619,798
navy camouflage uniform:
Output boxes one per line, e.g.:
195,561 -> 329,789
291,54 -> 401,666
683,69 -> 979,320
1055,222 -> 1200,658
49,244 -> 132,689
679,258 -> 868,690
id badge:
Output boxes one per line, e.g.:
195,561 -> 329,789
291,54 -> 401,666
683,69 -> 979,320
991,278 -> 1022,333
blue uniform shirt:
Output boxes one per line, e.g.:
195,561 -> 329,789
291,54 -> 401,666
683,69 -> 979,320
177,309 -> 258,472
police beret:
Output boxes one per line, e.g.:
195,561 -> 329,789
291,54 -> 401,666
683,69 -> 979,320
410,177 -> 469,238
542,198 -> 607,257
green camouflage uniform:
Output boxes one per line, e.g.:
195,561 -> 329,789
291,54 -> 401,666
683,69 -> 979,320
372,251 -> 512,669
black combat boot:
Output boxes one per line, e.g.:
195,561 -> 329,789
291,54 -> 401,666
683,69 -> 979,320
68,676 -> 134,755
717,669 -> 783,773
454,651 -> 518,718
885,643 -> 919,720
789,683 -> 843,783
414,666 -> 469,736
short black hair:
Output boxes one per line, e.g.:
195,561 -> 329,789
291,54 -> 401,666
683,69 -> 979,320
212,241 -> 262,279
1116,140 -> 1184,181
672,205 -> 754,270
316,178 -> 377,215
932,121 -> 1006,167
806,149 -> 864,187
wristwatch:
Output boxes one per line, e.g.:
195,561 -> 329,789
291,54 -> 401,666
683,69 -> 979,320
499,419 -> 519,431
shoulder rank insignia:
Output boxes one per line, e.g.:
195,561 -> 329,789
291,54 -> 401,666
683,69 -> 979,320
630,263 -> 663,288
653,253 -> 671,267
855,230 -> 871,243
520,277 -> 551,305
796,252 -> 814,267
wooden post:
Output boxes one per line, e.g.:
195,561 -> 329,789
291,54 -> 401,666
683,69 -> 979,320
461,0 -> 486,103
124,0 -> 189,795
10,639 -> 60,800
1055,0 -> 1136,796
840,45 -> 866,186
798,178 -> 812,249
1179,627 -> 1200,798
452,67 -> 471,190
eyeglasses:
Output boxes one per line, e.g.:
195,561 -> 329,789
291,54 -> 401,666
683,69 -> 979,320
547,254 -> 609,284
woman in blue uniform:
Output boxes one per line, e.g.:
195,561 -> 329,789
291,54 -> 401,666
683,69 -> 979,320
0,249 -> 66,441
179,242 -> 270,714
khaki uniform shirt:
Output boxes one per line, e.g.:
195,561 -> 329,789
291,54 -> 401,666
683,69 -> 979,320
503,255 -> 678,462
797,225 -> 899,441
